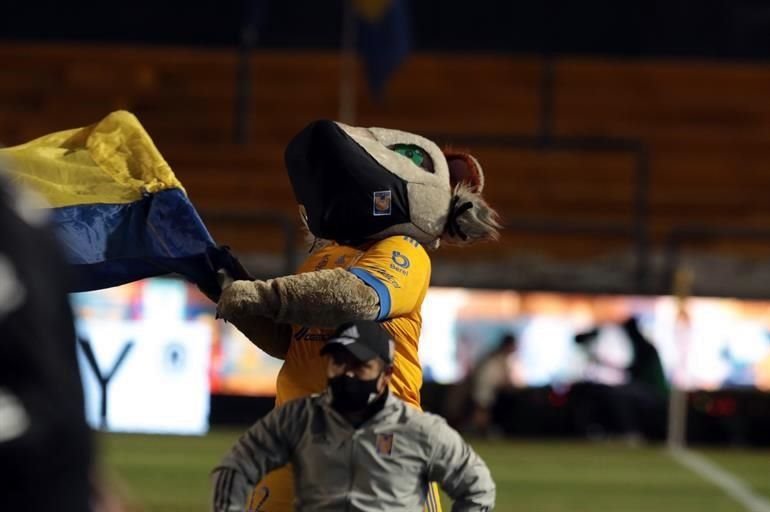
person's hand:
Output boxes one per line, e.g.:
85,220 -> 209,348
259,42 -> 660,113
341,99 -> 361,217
217,268 -> 234,291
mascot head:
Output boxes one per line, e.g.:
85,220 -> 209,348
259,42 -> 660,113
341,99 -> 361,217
285,120 -> 500,248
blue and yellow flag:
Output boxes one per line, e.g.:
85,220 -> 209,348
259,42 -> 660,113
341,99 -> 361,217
353,0 -> 411,96
0,110 -> 249,300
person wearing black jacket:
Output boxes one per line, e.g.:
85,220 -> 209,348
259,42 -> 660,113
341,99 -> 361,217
0,174 -> 93,511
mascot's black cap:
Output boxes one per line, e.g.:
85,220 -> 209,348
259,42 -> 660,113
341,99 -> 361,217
321,320 -> 394,364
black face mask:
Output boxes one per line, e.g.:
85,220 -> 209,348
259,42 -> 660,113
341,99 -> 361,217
285,120 -> 411,244
328,374 -> 381,413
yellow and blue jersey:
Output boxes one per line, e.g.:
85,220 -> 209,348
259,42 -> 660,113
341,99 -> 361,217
276,235 -> 431,409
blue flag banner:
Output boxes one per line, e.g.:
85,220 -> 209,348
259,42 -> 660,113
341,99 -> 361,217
0,110 -> 250,300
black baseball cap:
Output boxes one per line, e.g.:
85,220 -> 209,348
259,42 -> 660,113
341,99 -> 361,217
321,320 -> 394,364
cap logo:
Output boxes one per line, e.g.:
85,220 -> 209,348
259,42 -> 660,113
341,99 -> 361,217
339,325 -> 359,339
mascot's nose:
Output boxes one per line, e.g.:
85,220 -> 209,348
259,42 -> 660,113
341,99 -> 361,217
304,119 -> 341,142
286,119 -> 351,163
285,119 -> 371,184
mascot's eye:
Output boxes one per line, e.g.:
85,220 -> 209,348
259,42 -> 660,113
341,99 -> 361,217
389,144 -> 434,173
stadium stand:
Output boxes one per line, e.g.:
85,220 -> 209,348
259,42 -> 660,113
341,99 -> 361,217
4,45 -> 770,263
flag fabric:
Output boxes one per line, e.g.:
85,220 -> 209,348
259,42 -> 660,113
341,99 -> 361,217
353,0 -> 411,96
0,110 -> 249,300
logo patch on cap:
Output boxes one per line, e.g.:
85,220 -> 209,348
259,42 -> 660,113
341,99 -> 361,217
339,325 -> 359,340
373,190 -> 392,216
375,433 -> 395,456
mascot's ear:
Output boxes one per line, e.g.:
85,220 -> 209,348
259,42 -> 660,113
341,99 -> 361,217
441,149 -> 501,245
444,149 -> 485,193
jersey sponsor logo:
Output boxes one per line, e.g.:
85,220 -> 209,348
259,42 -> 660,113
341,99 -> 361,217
390,251 -> 410,276
369,267 -> 402,288
375,433 -> 395,456
373,190 -> 392,216
389,264 -> 409,276
303,333 -> 333,342
294,326 -> 333,342
391,251 -> 410,269
315,254 -> 330,271
294,326 -> 310,341
334,255 -> 347,266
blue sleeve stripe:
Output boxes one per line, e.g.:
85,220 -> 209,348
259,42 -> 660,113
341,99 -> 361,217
349,268 -> 391,321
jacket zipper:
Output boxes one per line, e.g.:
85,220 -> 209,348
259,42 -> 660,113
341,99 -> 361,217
347,431 -> 358,512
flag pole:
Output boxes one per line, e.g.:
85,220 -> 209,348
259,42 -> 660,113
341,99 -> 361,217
667,266 -> 694,449
234,1 -> 260,145
339,0 -> 357,124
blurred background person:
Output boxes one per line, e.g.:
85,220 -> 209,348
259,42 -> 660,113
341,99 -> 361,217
468,333 -> 519,437
570,316 -> 667,443
622,316 -> 669,440
569,325 -> 632,441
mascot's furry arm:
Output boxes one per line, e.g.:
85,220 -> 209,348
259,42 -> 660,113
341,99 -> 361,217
219,269 -> 379,327
217,269 -> 379,357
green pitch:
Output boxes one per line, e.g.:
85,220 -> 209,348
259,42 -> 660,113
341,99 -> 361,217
101,431 -> 770,512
